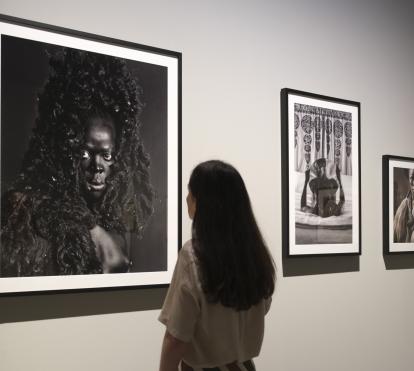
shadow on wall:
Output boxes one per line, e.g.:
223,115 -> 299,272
282,254 -> 360,277
282,249 -> 414,276
0,287 -> 168,324
383,253 -> 414,270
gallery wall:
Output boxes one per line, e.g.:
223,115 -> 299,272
1,0 -> 414,370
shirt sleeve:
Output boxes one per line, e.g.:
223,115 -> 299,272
158,248 -> 200,342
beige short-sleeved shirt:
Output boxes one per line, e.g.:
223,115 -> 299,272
158,240 -> 272,368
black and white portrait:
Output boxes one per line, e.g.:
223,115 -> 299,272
0,17 -> 180,293
393,167 -> 414,243
282,89 -> 360,256
383,156 -> 414,254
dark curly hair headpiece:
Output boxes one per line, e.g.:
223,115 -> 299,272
1,47 -> 153,276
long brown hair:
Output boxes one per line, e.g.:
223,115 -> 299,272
189,160 -> 275,310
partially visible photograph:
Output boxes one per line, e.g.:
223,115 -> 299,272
0,16 -> 180,293
383,155 -> 414,254
281,89 -> 360,256
393,167 -> 414,243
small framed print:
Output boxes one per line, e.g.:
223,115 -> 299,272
0,14 -> 181,294
281,88 -> 361,256
383,155 -> 414,254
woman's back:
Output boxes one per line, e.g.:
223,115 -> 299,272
159,241 -> 271,368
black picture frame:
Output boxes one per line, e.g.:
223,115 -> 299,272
0,14 -> 182,294
383,155 -> 414,254
281,88 -> 361,256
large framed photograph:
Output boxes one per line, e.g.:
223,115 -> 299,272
383,155 -> 414,254
0,14 -> 181,294
281,89 -> 361,256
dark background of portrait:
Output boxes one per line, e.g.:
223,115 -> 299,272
393,167 -> 411,216
1,35 -> 168,272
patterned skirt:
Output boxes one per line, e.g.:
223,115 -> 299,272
180,359 -> 255,371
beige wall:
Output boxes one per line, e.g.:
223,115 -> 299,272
1,1 -> 414,370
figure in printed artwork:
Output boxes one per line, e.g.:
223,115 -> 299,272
300,158 -> 345,218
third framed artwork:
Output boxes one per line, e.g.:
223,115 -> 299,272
383,155 -> 414,254
281,89 -> 361,256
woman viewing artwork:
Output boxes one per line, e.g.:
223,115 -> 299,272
158,160 -> 275,371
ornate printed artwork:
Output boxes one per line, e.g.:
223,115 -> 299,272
281,89 -> 360,256
294,104 -> 353,175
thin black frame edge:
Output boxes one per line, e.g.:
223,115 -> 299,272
357,100 -> 362,256
281,88 -> 360,108
281,88 -> 361,258
382,154 -> 414,255
0,13 -> 182,60
0,14 -> 182,296
280,89 -> 290,258
0,282 -> 169,299
177,55 -> 183,254
383,155 -> 391,254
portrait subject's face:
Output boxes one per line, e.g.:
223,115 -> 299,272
80,117 -> 116,202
